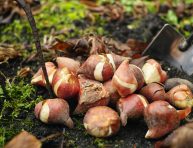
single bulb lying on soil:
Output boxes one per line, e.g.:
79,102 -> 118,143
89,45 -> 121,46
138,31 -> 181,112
83,106 -> 120,138
52,67 -> 80,100
139,82 -> 166,102
117,94 -> 149,126
74,76 -> 109,114
164,78 -> 193,92
103,80 -> 120,107
31,62 -> 57,87
34,98 -> 74,128
142,59 -> 167,84
112,60 -> 144,97
56,57 -> 80,74
166,84 -> 193,109
155,122 -> 193,148
144,100 -> 191,139
77,53 -> 128,82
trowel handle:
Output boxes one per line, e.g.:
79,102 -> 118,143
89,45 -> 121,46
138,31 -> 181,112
179,33 -> 193,51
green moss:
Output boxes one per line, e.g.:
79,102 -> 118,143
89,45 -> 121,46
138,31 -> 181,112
0,117 -> 35,147
0,128 -> 5,148
0,0 -> 86,41
73,117 -> 84,131
93,138 -> 106,148
0,77 -> 43,147
0,0 -> 107,60
0,78 -> 42,119
0,0 -> 105,43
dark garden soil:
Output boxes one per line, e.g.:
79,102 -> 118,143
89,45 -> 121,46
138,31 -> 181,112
1,14 -> 193,148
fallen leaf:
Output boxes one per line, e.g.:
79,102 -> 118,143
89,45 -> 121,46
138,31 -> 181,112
17,67 -> 31,78
49,38 -> 90,56
133,1 -> 148,18
0,44 -> 20,63
127,38 -> 148,52
88,35 -> 109,55
0,0 -> 41,24
81,1 -> 124,21
102,37 -> 135,57
5,130 -> 41,148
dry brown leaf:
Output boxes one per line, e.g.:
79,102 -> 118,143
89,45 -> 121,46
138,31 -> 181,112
88,35 -> 109,55
127,38 -> 148,52
81,1 -> 124,21
5,130 -> 41,148
0,0 -> 41,24
49,38 -> 90,56
103,2 -> 124,21
49,35 -> 145,58
80,0 -> 104,12
0,44 -> 20,63
102,37 -> 136,57
50,39 -> 74,52
133,1 -> 148,18
17,67 -> 31,78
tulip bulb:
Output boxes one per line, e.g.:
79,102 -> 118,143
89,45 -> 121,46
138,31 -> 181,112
112,60 -> 144,97
103,80 -> 120,107
140,82 -> 166,102
56,57 -> 80,74
144,100 -> 191,139
142,59 -> 167,84
155,123 -> 193,148
164,78 -> 193,92
83,106 -> 120,137
74,76 -> 109,114
78,53 -> 128,82
117,94 -> 148,126
166,84 -> 193,109
52,67 -> 80,100
31,62 -> 56,87
34,98 -> 74,128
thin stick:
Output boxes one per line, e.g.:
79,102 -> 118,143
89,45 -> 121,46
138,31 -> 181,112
16,0 -> 53,97
40,132 -> 63,143
60,128 -> 66,148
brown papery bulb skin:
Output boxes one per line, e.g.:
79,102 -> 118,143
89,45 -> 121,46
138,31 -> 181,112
74,76 -> 109,114
166,84 -> 193,109
56,57 -> 80,74
77,53 -> 128,82
144,101 -> 191,139
112,60 -> 144,97
117,94 -> 149,126
34,98 -> 74,128
142,59 -> 167,84
103,80 -> 120,107
140,82 -> 166,102
31,62 -> 57,87
83,106 -> 120,138
52,67 -> 80,100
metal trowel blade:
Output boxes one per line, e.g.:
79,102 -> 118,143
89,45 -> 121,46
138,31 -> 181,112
142,24 -> 193,75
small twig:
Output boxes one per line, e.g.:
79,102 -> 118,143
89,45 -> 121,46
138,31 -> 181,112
60,128 -> 66,148
16,0 -> 53,98
40,132 -> 63,143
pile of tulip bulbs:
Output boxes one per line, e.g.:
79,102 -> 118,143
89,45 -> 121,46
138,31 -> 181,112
32,53 -> 193,139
